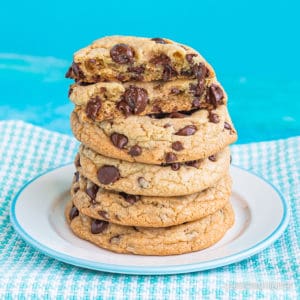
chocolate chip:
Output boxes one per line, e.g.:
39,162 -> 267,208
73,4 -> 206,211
171,163 -> 181,171
74,171 -> 79,182
86,96 -> 102,120
65,66 -> 72,78
98,210 -> 109,220
162,64 -> 178,81
117,74 -> 126,82
185,160 -> 200,168
192,63 -> 206,80
208,155 -> 217,162
172,141 -> 184,151
186,54 -> 197,64
180,69 -> 193,76
138,177 -> 149,188
86,184 -> 99,203
73,187 -> 80,194
175,125 -> 197,136
190,79 -> 205,97
119,192 -> 140,204
117,85 -> 148,116
166,152 -> 177,163
69,206 -> 79,220
128,145 -> 142,156
208,112 -> 220,123
110,133 -> 128,149
224,122 -> 232,130
150,54 -> 171,65
170,88 -> 182,95
151,38 -> 167,44
206,84 -> 224,107
169,112 -> 187,118
110,44 -> 135,64
91,219 -> 109,234
97,165 -> 120,185
130,74 -> 144,81
192,99 -> 201,108
127,65 -> 145,74
66,62 -> 84,79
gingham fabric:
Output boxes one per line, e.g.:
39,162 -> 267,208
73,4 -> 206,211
0,120 -> 299,299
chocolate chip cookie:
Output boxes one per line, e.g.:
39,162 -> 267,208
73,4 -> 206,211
65,36 -> 215,83
71,172 -> 232,227
77,145 -> 231,196
66,200 -> 234,255
68,79 -> 226,122
71,105 -> 237,164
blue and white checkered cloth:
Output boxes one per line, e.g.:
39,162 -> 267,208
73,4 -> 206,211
0,121 -> 299,299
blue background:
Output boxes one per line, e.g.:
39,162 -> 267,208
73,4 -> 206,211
1,0 -> 299,143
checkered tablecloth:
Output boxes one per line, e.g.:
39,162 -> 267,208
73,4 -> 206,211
0,121 -> 299,299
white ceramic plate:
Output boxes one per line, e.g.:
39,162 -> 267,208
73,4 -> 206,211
10,164 -> 289,275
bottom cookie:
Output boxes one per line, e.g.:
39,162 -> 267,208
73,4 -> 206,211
66,201 -> 234,256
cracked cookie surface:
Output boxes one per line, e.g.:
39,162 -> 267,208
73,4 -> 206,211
71,172 -> 232,227
71,105 -> 237,164
69,79 -> 226,122
65,35 -> 215,83
77,145 -> 231,196
66,200 -> 234,255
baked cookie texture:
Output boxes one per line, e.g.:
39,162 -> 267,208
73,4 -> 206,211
71,172 -> 232,227
71,105 -> 237,164
69,79 -> 226,122
65,35 -> 237,256
65,36 -> 216,83
77,145 -> 231,197
66,200 -> 234,255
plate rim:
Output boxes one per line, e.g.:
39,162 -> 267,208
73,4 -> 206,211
10,163 -> 290,275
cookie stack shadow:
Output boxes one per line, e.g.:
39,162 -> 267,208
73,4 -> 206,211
65,36 -> 237,255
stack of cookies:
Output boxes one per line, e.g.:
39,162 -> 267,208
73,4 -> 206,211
65,36 -> 237,255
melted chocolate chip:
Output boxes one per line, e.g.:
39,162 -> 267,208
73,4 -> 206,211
151,105 -> 162,113
66,62 -> 84,79
224,122 -> 232,130
151,38 -> 167,44
86,184 -> 99,203
192,99 -> 201,108
119,192 -> 140,204
117,86 -> 148,116
65,66 -> 72,78
73,187 -> 80,194
185,160 -> 200,168
150,54 -> 171,65
110,133 -> 128,149
110,44 -> 135,64
69,206 -> 79,220
98,210 -> 109,220
127,65 -> 145,74
128,145 -> 142,156
208,112 -> 220,123
86,96 -> 102,120
162,64 -> 178,81
91,219 -> 109,234
97,165 -> 120,185
74,171 -> 79,182
175,125 -> 197,136
192,63 -> 206,80
172,141 -> 184,151
190,79 -> 205,97
206,84 -> 224,107
208,155 -> 217,162
75,155 -> 81,168
117,74 -> 126,82
166,152 -> 177,163
186,53 -> 198,64
171,163 -> 181,171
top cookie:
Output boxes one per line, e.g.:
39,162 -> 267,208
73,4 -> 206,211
65,36 -> 215,83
